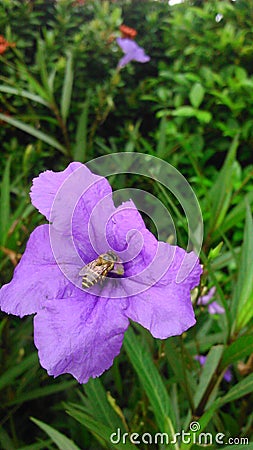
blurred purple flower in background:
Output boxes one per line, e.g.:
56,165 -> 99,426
116,37 -> 150,68
195,355 -> 232,382
197,286 -> 225,314
0,163 -> 201,383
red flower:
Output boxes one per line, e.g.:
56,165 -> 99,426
72,0 -> 85,6
119,24 -> 137,39
0,35 -> 16,55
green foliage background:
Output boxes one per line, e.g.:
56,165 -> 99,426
0,0 -> 253,448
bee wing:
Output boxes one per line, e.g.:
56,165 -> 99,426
79,260 -> 97,276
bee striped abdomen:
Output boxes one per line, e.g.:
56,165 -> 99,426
81,267 -> 108,288
79,252 -> 120,289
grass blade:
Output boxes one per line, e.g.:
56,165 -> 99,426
0,114 -> 68,155
232,205 -> 253,331
61,50 -> 74,123
31,418 -> 81,450
124,327 -> 176,446
66,407 -> 136,450
0,353 -> 38,391
0,85 -> 50,107
73,94 -> 90,162
0,157 -> 11,246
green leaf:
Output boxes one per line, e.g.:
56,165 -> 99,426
18,440 -> 52,450
194,345 -> 224,409
66,408 -> 136,450
0,426 -> 15,450
221,335 -> 253,370
61,50 -> 74,123
73,94 -> 90,162
233,205 -> 253,331
213,189 -> 253,239
219,443 -> 253,450
37,39 -> 52,97
16,62 -> 52,102
208,242 -> 224,261
220,373 -> 253,405
181,373 -> 253,450
207,134 -> 239,234
172,106 -> 196,117
0,85 -> 50,107
195,109 -> 212,123
189,82 -> 205,108
0,353 -> 38,391
0,157 -> 11,245
81,378 -> 126,430
7,380 -> 76,405
0,114 -> 68,155
124,328 -> 176,445
156,115 -> 168,158
31,418 -> 81,450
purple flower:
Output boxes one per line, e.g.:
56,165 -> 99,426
195,355 -> 232,382
197,286 -> 225,315
0,163 -> 202,383
116,37 -> 150,68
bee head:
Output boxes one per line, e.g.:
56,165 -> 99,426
103,250 -> 119,262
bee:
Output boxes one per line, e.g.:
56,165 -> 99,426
79,251 -> 124,289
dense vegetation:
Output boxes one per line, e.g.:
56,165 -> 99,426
0,0 -> 253,449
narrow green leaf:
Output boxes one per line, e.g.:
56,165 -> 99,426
73,95 -> 89,162
0,353 -> 38,391
0,85 -> 50,106
0,114 -> 68,155
221,335 -> 253,369
31,418 -> 81,450
180,402 -> 219,450
189,82 -> 205,108
16,62 -> 51,101
48,67 -> 57,94
207,134 -> 239,234
61,51 -> 74,123
0,157 -> 11,245
18,439 -> 52,450
219,443 -> 253,450
157,115 -> 167,158
213,189 -> 253,239
66,408 -> 136,450
124,328 -> 176,444
7,380 -> 76,405
232,205 -> 253,330
82,378 -> 125,430
181,373 -> 253,450
194,345 -> 224,409
37,39 -> 51,97
0,426 -> 15,450
220,373 -> 253,405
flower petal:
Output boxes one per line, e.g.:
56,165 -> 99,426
30,162 -> 83,221
116,38 -> 150,67
197,286 -> 216,306
126,246 -> 201,339
118,54 -> 134,68
0,225 -> 77,317
127,284 -> 196,339
116,37 -> 139,53
208,302 -> 225,315
34,296 -> 129,383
